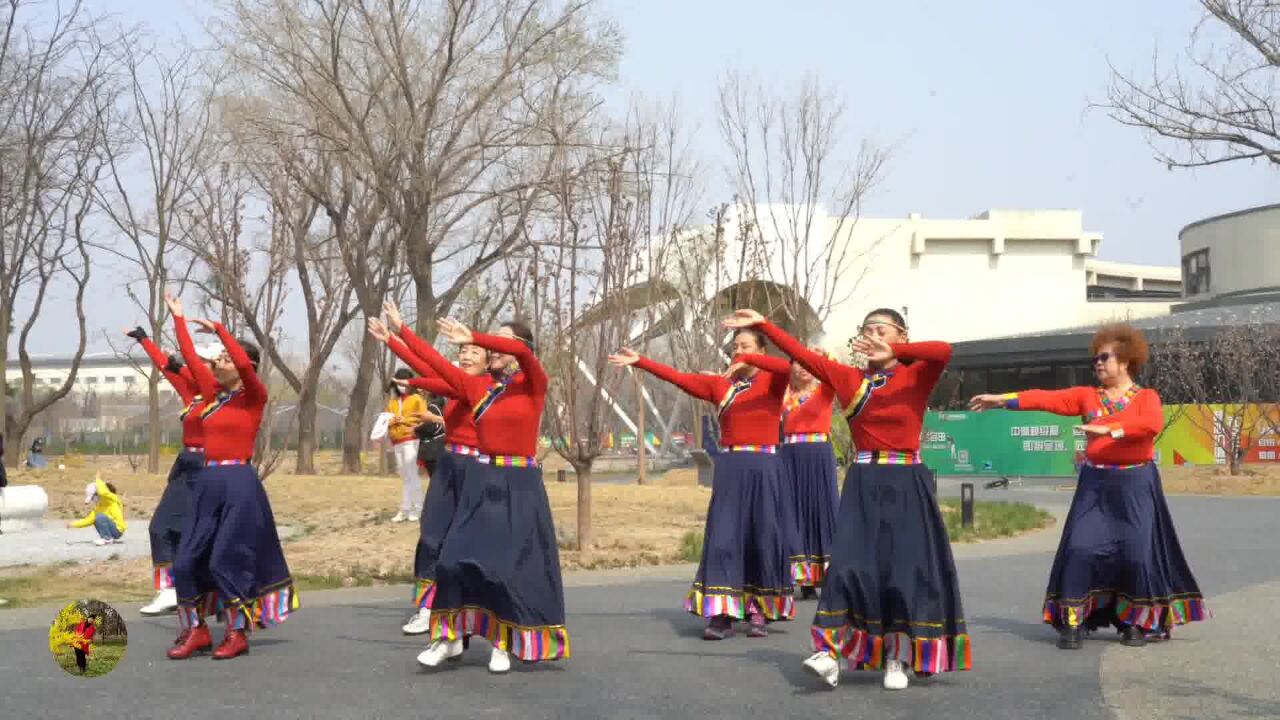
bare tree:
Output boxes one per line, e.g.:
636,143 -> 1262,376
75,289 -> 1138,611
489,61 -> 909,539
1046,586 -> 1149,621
718,71 -> 889,341
1147,323 -> 1280,474
0,1 -> 126,465
96,44 -> 212,473
1105,1 -> 1280,169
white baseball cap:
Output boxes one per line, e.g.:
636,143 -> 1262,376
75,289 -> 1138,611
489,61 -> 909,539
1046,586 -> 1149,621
83,481 -> 97,504
195,342 -> 225,361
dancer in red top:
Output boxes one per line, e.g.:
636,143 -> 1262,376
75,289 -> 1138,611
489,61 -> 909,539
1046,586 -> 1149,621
726,307 -> 969,691
125,320 -> 220,617
970,323 -> 1208,650
368,308 -> 490,636
164,293 -> 298,662
390,309 -> 567,673
610,328 -> 795,640
741,350 -> 839,597
71,617 -> 96,674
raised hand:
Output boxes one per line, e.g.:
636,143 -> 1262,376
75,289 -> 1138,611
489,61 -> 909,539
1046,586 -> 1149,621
436,318 -> 474,346
190,318 -> 217,335
124,326 -> 147,341
1077,424 -> 1111,437
608,348 -> 640,367
721,308 -> 765,329
722,361 -> 748,378
968,394 -> 1006,412
851,334 -> 894,364
367,317 -> 390,343
163,292 -> 184,318
383,300 -> 404,333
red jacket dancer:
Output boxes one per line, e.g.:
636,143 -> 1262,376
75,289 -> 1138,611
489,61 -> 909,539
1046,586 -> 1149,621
165,293 -> 298,662
610,326 -> 794,641
970,322 -> 1209,651
726,307 -> 969,691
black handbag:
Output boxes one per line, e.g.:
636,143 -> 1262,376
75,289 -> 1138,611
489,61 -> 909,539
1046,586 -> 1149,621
415,400 -> 446,463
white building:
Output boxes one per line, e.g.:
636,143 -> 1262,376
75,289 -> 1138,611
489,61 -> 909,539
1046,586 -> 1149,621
4,353 -> 172,398
664,206 -> 1181,347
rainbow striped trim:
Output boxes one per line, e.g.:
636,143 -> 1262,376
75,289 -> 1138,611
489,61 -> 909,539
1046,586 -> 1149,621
478,454 -> 539,467
183,446 -> 204,454
843,372 -> 890,420
412,579 -> 436,610
1084,460 -> 1149,470
179,398 -> 202,421
720,444 -> 778,454
472,379 -> 511,421
429,607 -> 569,662
685,583 -> 797,620
1091,384 -> 1141,420
445,443 -> 481,457
811,626 -> 972,673
792,558 -> 829,586
1043,590 -> 1210,631
227,581 -> 300,629
153,564 -> 175,591
200,389 -> 241,420
853,450 -> 920,465
999,392 -> 1020,410
205,459 -> 249,467
783,433 -> 830,444
718,379 -> 754,417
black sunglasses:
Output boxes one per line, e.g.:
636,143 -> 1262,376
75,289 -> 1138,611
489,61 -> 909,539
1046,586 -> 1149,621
1092,352 -> 1113,365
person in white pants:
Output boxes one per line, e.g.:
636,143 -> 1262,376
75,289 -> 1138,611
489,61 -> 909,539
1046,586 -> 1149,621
386,368 -> 426,523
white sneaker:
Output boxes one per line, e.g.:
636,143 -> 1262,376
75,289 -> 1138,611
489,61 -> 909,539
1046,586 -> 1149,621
883,659 -> 909,691
802,651 -> 840,688
407,514 -> 420,523
93,538 -> 110,546
488,647 -> 511,674
140,588 -> 178,616
402,608 -> 431,635
391,512 -> 407,523
416,638 -> 463,668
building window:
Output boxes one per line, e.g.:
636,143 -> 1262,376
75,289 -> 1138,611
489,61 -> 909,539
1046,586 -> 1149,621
1182,249 -> 1210,296
123,376 -> 136,385
103,376 -> 116,383
85,377 -> 98,384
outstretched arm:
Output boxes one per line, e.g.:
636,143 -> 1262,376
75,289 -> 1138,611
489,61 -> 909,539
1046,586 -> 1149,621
132,332 -> 196,403
972,387 -> 1092,416
169,305 -> 219,401
399,325 -> 470,397
756,321 -> 862,397
470,332 -> 547,396
210,323 -> 268,407
735,353 -> 792,375
633,355 -> 724,402
1105,389 -> 1163,441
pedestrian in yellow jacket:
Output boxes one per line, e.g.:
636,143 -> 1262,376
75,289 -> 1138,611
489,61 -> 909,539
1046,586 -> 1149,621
69,474 -> 126,547
386,368 -> 427,522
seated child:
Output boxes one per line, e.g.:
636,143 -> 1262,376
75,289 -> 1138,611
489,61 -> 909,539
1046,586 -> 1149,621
69,475 -> 127,546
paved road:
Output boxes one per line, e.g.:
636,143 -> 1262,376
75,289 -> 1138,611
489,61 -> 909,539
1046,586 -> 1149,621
0,525 -> 297,569
1,487 -> 1276,720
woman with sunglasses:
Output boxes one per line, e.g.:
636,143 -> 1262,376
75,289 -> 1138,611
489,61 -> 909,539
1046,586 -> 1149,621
394,312 -> 567,674
367,305 -> 491,637
724,307 -> 968,691
123,321 -> 219,617
164,293 -> 297,661
969,323 -> 1208,650
609,329 -> 795,640
740,349 -> 840,599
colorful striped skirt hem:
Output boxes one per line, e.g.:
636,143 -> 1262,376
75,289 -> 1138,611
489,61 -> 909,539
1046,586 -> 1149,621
412,578 -> 436,611
812,625 -> 972,673
685,584 -> 796,621
429,606 -> 569,662
1043,590 -> 1211,634
791,557 -> 829,587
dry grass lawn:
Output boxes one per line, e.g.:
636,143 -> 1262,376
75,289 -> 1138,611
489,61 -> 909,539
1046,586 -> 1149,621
1,452 -> 711,607
1157,463 -> 1280,496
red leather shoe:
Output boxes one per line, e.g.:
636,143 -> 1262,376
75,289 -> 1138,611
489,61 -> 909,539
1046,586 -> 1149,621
212,629 -> 249,660
167,624 -> 213,659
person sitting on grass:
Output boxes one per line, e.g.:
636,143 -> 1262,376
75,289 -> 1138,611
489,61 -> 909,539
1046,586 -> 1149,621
69,474 -> 127,547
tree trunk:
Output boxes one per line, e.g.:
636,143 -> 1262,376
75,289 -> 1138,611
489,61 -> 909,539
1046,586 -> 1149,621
636,373 -> 646,485
342,332 -> 379,474
0,311 -> 12,469
294,374 -> 320,475
576,460 -> 592,550
147,372 -> 161,474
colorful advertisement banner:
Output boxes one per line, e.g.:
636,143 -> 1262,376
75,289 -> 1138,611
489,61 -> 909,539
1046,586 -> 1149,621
922,404 -> 1280,477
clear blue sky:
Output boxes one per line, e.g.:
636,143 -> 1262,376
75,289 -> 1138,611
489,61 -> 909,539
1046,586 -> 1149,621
29,0 -> 1280,354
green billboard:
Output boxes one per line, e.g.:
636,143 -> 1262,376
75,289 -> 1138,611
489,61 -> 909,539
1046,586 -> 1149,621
921,411 -> 1084,477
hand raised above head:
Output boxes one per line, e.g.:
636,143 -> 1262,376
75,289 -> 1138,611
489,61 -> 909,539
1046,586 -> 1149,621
721,309 -> 764,329
607,348 -> 640,367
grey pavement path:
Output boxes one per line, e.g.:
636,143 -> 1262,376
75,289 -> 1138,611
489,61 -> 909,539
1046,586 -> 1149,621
0,525 -> 297,569
0,489 -> 1276,720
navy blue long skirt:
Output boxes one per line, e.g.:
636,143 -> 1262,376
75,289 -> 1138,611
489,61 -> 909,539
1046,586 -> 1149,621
812,461 -> 970,673
780,440 -> 838,587
173,463 -> 298,627
428,461 -> 568,661
411,450 -> 475,609
149,449 -> 203,589
1042,462 -> 1209,635
685,449 -> 795,621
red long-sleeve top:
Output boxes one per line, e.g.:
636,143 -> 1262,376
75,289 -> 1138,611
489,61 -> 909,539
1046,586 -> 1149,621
409,329 -> 546,458
758,321 -> 950,452
1002,386 -> 1162,465
73,621 -> 95,654
177,320 -> 266,462
385,329 -> 481,449
136,332 -> 207,448
634,354 -> 788,447
740,353 -> 836,436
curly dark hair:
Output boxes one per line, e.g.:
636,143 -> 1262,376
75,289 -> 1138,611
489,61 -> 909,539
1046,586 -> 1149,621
1090,323 -> 1150,375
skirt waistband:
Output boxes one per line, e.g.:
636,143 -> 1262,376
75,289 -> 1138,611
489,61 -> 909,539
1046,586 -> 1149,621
206,459 -> 250,467
853,450 -> 920,465
1084,460 -> 1149,470
783,433 -> 830,444
478,454 -> 539,467
720,444 -> 778,454
183,446 -> 204,454
446,443 -> 481,457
